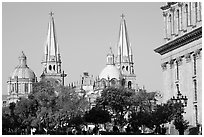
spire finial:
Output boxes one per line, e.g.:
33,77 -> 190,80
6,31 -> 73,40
121,13 -> 125,19
49,11 -> 54,16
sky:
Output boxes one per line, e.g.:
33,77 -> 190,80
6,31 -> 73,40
2,2 -> 165,95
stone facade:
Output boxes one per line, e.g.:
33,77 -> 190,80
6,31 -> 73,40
155,2 -> 202,134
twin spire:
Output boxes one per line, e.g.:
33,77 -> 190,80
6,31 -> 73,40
117,13 -> 132,62
44,11 -> 60,63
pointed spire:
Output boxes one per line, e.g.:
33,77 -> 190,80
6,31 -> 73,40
117,14 -> 131,61
44,11 -> 60,62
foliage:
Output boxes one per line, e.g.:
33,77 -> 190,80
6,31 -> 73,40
96,87 -> 135,127
84,107 -> 111,124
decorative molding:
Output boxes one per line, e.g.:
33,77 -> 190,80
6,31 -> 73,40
163,12 -> 168,17
169,59 -> 175,69
170,7 -> 175,12
185,53 -> 192,63
154,27 -> 202,55
176,56 -> 183,66
161,62 -> 167,71
194,49 -> 202,59
178,2 -> 183,7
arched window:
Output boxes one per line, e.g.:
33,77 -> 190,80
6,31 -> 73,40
126,66 -> 128,71
122,66 -> 125,70
195,2 -> 198,22
53,65 -> 55,71
111,79 -> 116,86
102,80 -> 106,88
121,78 -> 125,87
185,4 -> 189,27
128,81 -> 132,89
49,65 -> 52,71
168,14 -> 172,35
176,9 -> 180,32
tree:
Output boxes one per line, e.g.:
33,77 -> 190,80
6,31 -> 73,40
84,107 -> 111,125
14,97 -> 39,134
96,87 -> 135,130
129,89 -> 157,132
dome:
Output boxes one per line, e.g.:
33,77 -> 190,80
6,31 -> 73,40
11,66 -> 36,80
99,65 -> 121,80
10,51 -> 36,80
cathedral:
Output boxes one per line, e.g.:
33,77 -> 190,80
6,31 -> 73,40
5,12 -> 138,107
69,14 -> 138,108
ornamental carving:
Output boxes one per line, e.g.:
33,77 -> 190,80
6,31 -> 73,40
194,49 -> 202,59
178,2 -> 183,7
161,62 -> 167,71
163,12 -> 167,17
185,53 -> 191,63
170,7 -> 175,12
169,59 -> 175,69
176,57 -> 182,66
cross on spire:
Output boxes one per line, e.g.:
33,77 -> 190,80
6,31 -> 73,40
121,13 -> 125,19
49,11 -> 54,16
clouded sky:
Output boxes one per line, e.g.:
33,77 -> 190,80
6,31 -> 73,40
2,2 -> 165,95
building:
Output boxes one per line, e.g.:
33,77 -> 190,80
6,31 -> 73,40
154,2 -> 202,134
40,12 -> 67,85
71,14 -> 139,108
6,51 -> 37,104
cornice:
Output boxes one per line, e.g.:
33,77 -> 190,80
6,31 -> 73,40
154,27 -> 202,55
161,2 -> 177,10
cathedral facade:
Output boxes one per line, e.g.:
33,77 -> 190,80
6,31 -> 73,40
155,2 -> 202,133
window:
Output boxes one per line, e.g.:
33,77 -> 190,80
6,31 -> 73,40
11,84 -> 14,93
111,79 -> 116,86
53,65 -> 55,71
193,79 -> 197,101
128,81 -> 132,89
121,79 -> 125,87
169,14 -> 172,35
126,66 -> 128,71
185,4 -> 189,26
49,65 -> 52,71
25,83 -> 28,94
195,2 -> 198,22
176,10 -> 180,31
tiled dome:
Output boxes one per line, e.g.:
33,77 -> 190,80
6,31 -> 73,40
10,51 -> 36,80
99,65 -> 121,80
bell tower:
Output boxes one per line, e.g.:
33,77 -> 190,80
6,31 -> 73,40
40,12 -> 66,85
115,14 -> 137,89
